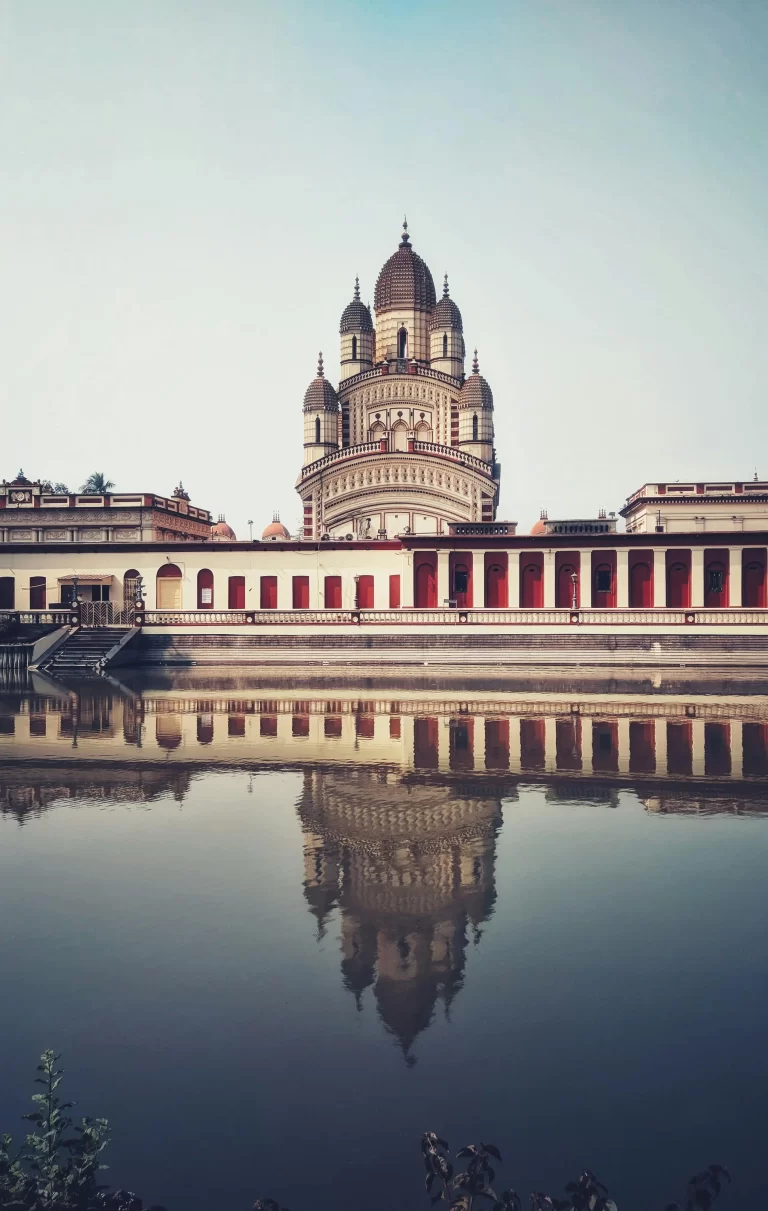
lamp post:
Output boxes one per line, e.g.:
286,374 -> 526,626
71,574 -> 79,606
248,519 -> 253,542
571,570 -> 578,610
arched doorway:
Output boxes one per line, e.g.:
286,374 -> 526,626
704,555 -> 728,607
667,559 -> 691,608
485,560 -> 508,608
629,560 -> 652,607
197,568 -> 214,609
520,559 -> 543,608
556,562 -> 579,608
392,421 -> 408,451
397,327 -> 407,358
157,564 -> 182,610
449,554 -> 472,608
414,555 -> 437,608
743,554 -> 767,607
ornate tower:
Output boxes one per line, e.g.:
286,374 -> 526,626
429,274 -> 465,378
339,277 -> 375,384
458,350 -> 495,465
373,218 -> 436,365
302,353 -> 339,466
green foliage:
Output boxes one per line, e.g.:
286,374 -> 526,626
78,474 -> 115,495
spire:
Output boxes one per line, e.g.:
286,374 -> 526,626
443,273 -> 449,298
472,349 -> 479,374
353,275 -> 360,300
317,351 -> 324,377
400,215 -> 410,246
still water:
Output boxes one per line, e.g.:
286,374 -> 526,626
1,667 -> 767,1210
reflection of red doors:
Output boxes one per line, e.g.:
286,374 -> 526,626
520,718 -> 545,768
743,723 -> 768,775
449,719 -> 474,770
592,721 -> 618,772
485,719 -> 510,769
667,721 -> 692,775
356,575 -> 374,608
414,554 -> 437,607
629,721 -> 655,773
629,558 -> 652,607
449,553 -> 473,607
704,551 -> 728,607
556,560 -> 579,608
414,717 -> 439,768
520,556 -> 543,607
324,575 -> 342,608
743,551 -> 766,607
666,552 -> 691,607
556,718 -> 581,770
484,554 -> 508,607
705,722 -> 731,776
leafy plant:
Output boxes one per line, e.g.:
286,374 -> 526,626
79,474 -> 115,495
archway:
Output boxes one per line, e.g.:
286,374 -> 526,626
157,564 -> 182,610
556,562 -> 578,609
629,560 -> 652,607
485,561 -> 508,608
667,560 -> 690,608
414,555 -> 437,608
744,555 -> 766,607
392,421 -> 408,451
197,568 -> 214,609
397,327 -> 408,358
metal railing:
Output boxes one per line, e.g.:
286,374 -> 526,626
137,607 -> 768,627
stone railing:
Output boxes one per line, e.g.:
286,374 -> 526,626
340,363 -> 461,391
300,440 -> 494,482
0,609 -> 74,627
137,607 -> 768,627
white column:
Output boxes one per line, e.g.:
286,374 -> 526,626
691,548 -> 705,607
400,715 -> 415,767
731,722 -> 743,779
543,550 -> 556,608
277,571 -> 291,610
617,718 -> 631,773
509,716 -> 522,772
691,720 -> 706,775
437,551 -> 450,606
581,550 -> 593,608
401,553 -> 414,607
616,550 -> 629,608
472,551 -> 484,606
544,716 -> 557,771
508,553 -> 520,610
729,549 -> 742,608
653,549 -> 666,607
655,718 -> 668,776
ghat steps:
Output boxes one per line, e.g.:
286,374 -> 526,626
43,627 -> 137,675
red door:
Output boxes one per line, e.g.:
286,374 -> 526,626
704,555 -> 728,607
449,554 -> 472,608
388,574 -> 401,608
666,554 -> 691,607
228,576 -> 245,609
556,562 -> 579,608
629,560 -> 652,607
414,554 -> 437,607
743,551 -> 766,606
324,575 -> 342,608
0,578 -> 14,609
484,554 -> 508,607
591,552 -> 616,608
292,576 -> 309,609
357,575 -> 374,608
520,557 -> 543,607
197,569 -> 214,609
30,577 -> 46,610
414,717 -> 439,767
260,576 -> 277,609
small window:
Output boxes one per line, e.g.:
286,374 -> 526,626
398,327 -> 407,358
442,333 -> 448,357
472,413 -> 478,442
595,568 -> 612,593
454,569 -> 469,594
352,335 -> 357,360
708,569 -> 724,593
315,416 -> 320,443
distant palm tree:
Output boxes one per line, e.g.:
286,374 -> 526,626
79,472 -> 115,494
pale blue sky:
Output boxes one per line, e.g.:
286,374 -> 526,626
2,0 -> 766,534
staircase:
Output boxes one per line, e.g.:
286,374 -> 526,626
42,627 -> 136,676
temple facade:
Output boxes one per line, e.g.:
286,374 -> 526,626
296,221 -> 501,539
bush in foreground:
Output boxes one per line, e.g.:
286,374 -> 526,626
1,1052 -> 730,1211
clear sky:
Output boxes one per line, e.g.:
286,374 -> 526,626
2,0 -> 766,535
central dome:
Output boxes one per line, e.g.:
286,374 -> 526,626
374,220 -> 436,314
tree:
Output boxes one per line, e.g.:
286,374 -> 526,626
79,473 -> 115,494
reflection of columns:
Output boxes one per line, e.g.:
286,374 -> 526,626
653,549 -> 666,607
617,718 -> 630,773
474,716 -> 486,768
616,550 -> 629,608
509,554 -> 520,610
731,721 -> 743,779
654,718 -> 668,776
691,548 -> 704,608
543,550 -> 556,608
691,720 -> 706,775
401,715 -> 415,767
729,549 -> 742,608
439,718 -> 450,771
544,716 -> 557,771
509,716 -> 522,771
581,719 -> 593,775
437,551 -> 450,605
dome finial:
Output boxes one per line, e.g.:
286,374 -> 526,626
317,351 -> 324,377
353,275 -> 360,300
443,273 -> 449,298
472,349 -> 479,374
400,215 -> 410,246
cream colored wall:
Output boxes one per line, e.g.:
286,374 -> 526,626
626,500 -> 768,533
429,327 -> 464,378
339,372 -> 457,449
302,406 -> 339,465
339,329 -> 374,381
374,308 -> 430,363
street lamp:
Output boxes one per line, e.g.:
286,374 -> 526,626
71,574 -> 79,606
248,519 -> 253,541
571,571 -> 578,610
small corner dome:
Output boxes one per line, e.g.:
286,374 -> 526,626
212,514 -> 236,541
340,278 -> 373,334
460,352 -> 493,409
374,219 -> 436,314
262,513 -> 291,541
429,276 -> 463,332
530,517 -> 547,535
303,353 -> 339,411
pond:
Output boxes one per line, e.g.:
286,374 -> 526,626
1,668 -> 767,1210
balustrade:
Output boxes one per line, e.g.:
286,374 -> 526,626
135,606 -> 768,627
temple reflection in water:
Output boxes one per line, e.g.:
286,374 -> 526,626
2,671 -> 768,1053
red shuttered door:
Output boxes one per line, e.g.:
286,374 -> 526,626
292,576 -> 309,609
414,554 -> 437,607
324,576 -> 342,608
484,553 -> 508,607
356,575 -> 374,608
228,576 -> 245,609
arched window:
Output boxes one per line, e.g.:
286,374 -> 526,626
392,420 -> 408,451
472,413 -> 478,442
352,335 -> 357,360
398,327 -> 407,358
315,416 -> 321,444
370,420 -> 386,440
156,563 -> 182,610
123,569 -> 141,605
442,333 -> 448,358
197,568 -> 214,610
